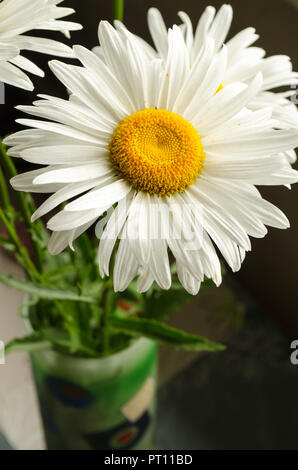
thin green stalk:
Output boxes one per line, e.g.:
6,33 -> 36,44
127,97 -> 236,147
100,287 -> 109,353
0,142 -> 31,225
99,244 -> 120,353
0,208 -> 40,281
100,280 -> 115,354
113,0 -> 124,21
0,140 -> 43,272
0,166 -> 10,210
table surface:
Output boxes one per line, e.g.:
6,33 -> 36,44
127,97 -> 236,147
157,290 -> 298,450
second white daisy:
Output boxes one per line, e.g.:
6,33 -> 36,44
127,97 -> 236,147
0,0 -> 82,90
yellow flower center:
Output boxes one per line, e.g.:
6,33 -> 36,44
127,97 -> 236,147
109,108 -> 205,196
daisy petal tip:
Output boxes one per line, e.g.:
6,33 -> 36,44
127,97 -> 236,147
113,19 -> 122,29
254,71 -> 263,87
113,283 -> 121,293
159,280 -> 171,291
24,82 -> 34,92
48,59 -> 61,71
99,269 -> 105,279
9,176 -> 16,188
148,7 -> 159,16
73,44 -> 84,55
99,20 -> 112,32
6,148 -> 15,157
282,219 -> 290,229
48,242 -> 61,257
206,5 -> 216,14
186,286 -> 200,296
48,246 -> 55,256
69,242 -> 75,252
31,213 -> 38,224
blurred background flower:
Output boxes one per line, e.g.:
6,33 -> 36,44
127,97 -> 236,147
0,0 -> 82,90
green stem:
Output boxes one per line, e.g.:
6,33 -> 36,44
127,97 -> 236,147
0,140 -> 43,272
0,166 -> 10,210
100,280 -> 115,354
100,288 -> 109,353
0,142 -> 31,225
0,208 -> 40,281
113,0 -> 124,21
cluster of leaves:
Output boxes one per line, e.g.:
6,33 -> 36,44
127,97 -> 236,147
0,142 -> 225,358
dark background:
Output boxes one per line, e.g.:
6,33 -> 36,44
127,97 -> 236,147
1,0 -> 298,336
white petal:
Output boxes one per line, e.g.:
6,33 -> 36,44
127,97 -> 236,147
10,167 -> 63,193
125,192 -> 152,265
16,118 -> 105,145
14,35 -> 74,58
177,263 -> 201,295
64,179 -> 131,211
21,145 -> 108,165
192,6 -> 216,59
31,175 -> 113,222
205,130 -> 298,157
113,239 -> 139,292
49,60 -> 127,122
47,207 -> 106,232
183,44 -> 227,120
9,55 -> 44,77
33,162 -> 112,185
172,37 -> 215,114
48,218 -> 97,256
147,8 -> 168,59
148,239 -> 171,290
73,45 -> 135,115
196,73 -> 263,134
136,266 -> 154,293
98,192 -> 134,277
0,43 -> 19,60
0,60 -> 33,90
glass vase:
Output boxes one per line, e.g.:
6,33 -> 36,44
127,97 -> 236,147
30,338 -> 158,450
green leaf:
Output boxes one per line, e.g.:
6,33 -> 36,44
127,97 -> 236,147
0,272 -> 98,304
0,235 -> 15,253
41,266 -> 74,283
142,281 -> 193,320
5,329 -> 98,357
107,315 -> 226,352
81,278 -> 106,300
40,328 -> 98,357
5,333 -> 52,354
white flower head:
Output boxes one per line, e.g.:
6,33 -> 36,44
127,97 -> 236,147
0,0 -> 82,90
5,14 -> 298,294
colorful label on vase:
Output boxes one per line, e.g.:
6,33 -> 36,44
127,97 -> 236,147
122,377 -> 155,422
46,376 -> 94,408
83,411 -> 151,450
31,340 -> 158,450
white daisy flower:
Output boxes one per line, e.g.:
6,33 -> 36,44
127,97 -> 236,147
0,0 -> 82,90
5,21 -> 298,294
